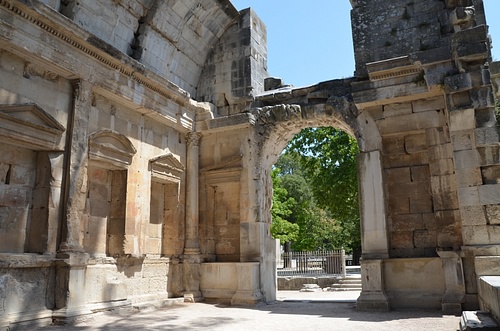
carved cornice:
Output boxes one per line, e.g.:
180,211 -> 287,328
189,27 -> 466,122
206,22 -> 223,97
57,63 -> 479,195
0,0 -> 195,110
0,103 -> 65,150
150,153 -> 184,183
88,130 -> 136,169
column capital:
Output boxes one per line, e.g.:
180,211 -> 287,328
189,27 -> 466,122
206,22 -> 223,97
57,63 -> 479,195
186,132 -> 202,147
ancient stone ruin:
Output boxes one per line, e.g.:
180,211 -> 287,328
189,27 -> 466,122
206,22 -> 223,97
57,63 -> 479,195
1,0 -> 500,328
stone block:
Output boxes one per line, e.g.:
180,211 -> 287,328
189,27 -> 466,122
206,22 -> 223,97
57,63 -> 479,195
463,225 -> 500,245
414,229 -> 437,248
458,187 -> 480,207
478,146 -> 500,166
410,196 -> 433,213
482,166 -> 500,185
385,167 -> 410,183
454,150 -> 480,170
383,151 -> 428,168
475,127 -> 500,146
456,42 -> 489,61
383,102 -> 412,117
377,111 -> 445,136
452,132 -> 473,151
422,213 -> 438,230
475,108 -> 497,128
486,205 -> 500,225
444,73 -> 472,93
461,205 -> 487,226
437,227 -> 462,247
411,165 -> 430,182
456,168 -> 483,188
436,210 -> 461,230
476,257 -> 500,281
412,97 -> 445,113
391,214 -> 424,232
391,231 -> 415,249
388,197 -> 410,215
431,174 -> 458,194
388,181 -> 430,199
382,136 -> 405,154
433,191 -> 460,210
425,127 -> 451,146
479,185 -> 500,205
450,108 -> 475,131
428,143 -> 453,161
429,158 -> 454,176
405,134 -> 427,154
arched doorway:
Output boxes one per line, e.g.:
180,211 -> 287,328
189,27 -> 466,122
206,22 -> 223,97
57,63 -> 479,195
250,82 -> 387,307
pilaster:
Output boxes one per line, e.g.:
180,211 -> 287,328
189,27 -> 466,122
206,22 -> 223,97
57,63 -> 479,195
437,250 -> 466,314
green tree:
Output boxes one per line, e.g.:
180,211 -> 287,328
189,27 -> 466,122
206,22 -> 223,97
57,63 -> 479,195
271,150 -> 347,252
270,168 -> 299,246
286,127 -> 361,253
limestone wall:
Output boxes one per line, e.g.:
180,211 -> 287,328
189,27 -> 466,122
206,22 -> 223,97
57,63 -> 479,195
384,257 -> 445,309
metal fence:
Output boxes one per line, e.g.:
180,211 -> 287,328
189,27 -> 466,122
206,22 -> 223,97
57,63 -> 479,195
277,249 -> 346,277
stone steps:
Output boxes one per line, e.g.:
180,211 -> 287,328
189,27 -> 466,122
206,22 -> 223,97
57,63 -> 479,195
326,277 -> 362,291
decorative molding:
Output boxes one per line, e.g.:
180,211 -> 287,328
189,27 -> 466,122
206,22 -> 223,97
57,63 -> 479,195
23,62 -> 59,81
0,103 -> 65,150
369,67 -> 421,81
186,132 -> 202,147
0,0 -> 194,109
150,153 -> 184,183
88,130 -> 136,169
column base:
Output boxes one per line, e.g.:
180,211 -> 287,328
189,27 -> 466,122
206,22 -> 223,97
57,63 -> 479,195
356,291 -> 390,311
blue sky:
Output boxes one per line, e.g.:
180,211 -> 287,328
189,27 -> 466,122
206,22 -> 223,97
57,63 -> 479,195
231,0 -> 500,88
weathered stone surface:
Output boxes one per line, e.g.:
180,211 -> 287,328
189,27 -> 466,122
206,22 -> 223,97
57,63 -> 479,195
1,0 -> 500,324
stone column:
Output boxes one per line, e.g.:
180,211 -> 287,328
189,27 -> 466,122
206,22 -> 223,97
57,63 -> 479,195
437,250 -> 466,314
53,80 -> 91,322
184,132 -> 202,255
183,132 -> 203,302
59,80 -> 92,254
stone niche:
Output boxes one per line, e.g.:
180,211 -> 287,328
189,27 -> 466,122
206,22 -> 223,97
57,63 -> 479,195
83,130 -> 136,257
0,104 -> 65,254
200,155 -> 243,262
148,153 -> 185,256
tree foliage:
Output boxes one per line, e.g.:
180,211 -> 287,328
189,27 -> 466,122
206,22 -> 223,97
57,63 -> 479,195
270,168 -> 299,244
270,127 -> 361,253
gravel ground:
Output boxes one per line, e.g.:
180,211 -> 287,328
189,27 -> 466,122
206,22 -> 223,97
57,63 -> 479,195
41,291 -> 461,331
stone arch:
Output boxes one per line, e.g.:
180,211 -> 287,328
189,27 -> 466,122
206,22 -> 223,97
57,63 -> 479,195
246,91 -> 387,304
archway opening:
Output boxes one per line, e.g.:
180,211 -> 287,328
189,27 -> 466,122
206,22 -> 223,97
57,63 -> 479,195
266,124 -> 362,296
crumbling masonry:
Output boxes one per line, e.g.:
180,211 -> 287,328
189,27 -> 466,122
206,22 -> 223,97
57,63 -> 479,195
1,0 -> 500,328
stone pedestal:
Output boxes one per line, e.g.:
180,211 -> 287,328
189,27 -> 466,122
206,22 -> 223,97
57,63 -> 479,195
437,250 -> 466,315
357,259 -> 390,310
52,252 -> 92,323
183,255 -> 203,302
231,263 -> 263,305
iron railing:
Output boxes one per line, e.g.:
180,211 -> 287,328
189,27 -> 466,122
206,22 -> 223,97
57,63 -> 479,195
277,249 -> 346,277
